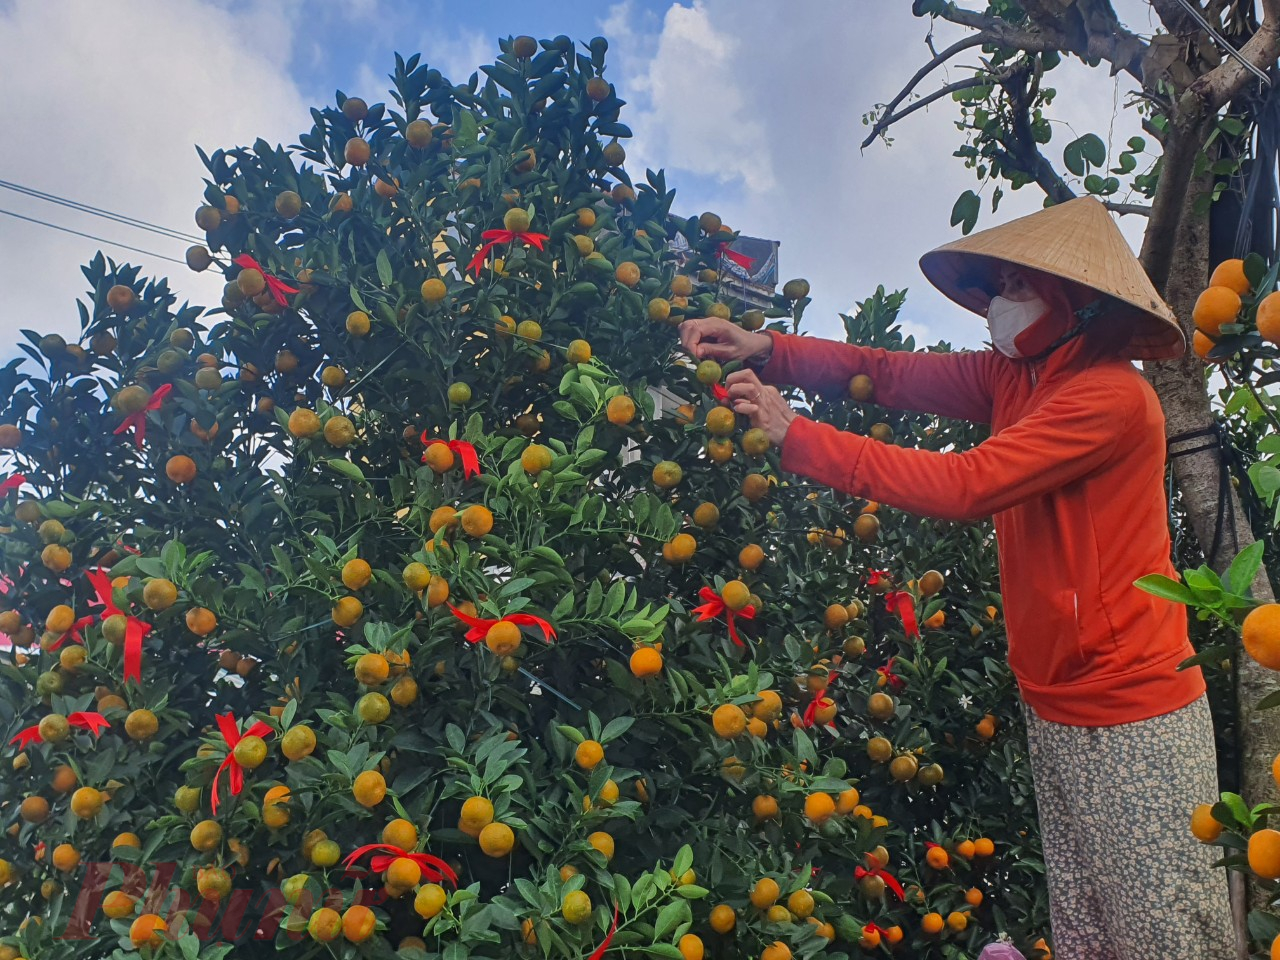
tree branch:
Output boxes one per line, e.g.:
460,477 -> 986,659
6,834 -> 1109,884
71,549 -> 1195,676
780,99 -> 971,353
1142,116 -> 1169,146
1076,0 -> 1150,80
1192,10 -> 1280,110
1027,0 -> 1149,80
1104,202 -> 1153,216
871,33 -> 987,132
1139,110 -> 1215,289
942,0 -> 1146,82
940,5 -> 1064,50
996,66 -> 1077,204
1149,0 -> 1207,36
861,77 -> 993,149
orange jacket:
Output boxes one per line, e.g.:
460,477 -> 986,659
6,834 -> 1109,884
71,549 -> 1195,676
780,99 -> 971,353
760,326 -> 1204,727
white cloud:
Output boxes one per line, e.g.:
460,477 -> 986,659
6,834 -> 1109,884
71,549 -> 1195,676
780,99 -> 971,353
623,2 -> 774,194
425,28 -> 494,87
608,2 -> 1156,350
0,0 -> 308,356
599,1 -> 635,41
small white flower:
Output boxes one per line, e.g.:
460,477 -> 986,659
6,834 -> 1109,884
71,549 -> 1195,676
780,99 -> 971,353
957,694 -> 974,709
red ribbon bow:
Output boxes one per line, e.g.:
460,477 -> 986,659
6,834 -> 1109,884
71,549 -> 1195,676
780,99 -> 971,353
866,570 -> 919,639
716,242 -> 756,272
8,711 -> 110,748
420,435 -> 482,479
0,473 -> 26,494
45,614 -> 97,652
588,903 -> 620,960
466,229 -> 549,276
711,383 -> 730,403
691,586 -> 756,647
112,383 -> 172,450
876,658 -> 906,692
885,591 -> 919,639
211,713 -> 273,814
86,568 -> 152,683
447,604 -> 556,645
854,865 -> 905,900
802,671 -> 839,728
114,539 -> 142,556
342,844 -> 459,887
231,254 -> 299,307
863,923 -> 890,941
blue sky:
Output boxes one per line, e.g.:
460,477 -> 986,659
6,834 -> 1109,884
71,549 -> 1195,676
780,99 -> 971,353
0,0 -> 1158,361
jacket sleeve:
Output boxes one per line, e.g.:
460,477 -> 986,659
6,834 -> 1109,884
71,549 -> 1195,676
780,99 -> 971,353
778,376 -> 1134,522
757,329 -> 998,424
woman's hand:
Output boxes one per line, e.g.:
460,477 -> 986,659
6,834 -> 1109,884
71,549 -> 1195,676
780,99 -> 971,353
679,317 -> 772,364
726,369 -> 797,448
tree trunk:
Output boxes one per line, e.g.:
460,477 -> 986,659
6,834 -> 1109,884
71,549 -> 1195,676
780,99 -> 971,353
1144,152 -> 1278,947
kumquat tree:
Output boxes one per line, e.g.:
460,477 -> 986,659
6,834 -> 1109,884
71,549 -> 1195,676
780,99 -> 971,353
1140,252 -> 1280,955
0,34 -> 1055,960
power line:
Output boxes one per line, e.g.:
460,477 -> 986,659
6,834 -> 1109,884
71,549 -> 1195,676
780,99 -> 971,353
0,179 -> 206,245
0,208 -> 188,266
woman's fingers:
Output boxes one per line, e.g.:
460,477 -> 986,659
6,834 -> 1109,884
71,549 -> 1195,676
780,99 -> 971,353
680,317 -> 748,361
678,319 -> 704,356
725,369 -> 763,398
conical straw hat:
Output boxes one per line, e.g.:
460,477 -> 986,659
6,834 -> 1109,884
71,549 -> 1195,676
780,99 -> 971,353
918,196 -> 1185,360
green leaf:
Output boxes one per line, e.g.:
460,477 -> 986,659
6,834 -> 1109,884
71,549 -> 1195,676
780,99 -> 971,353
1219,116 -> 1246,137
1226,542 -> 1265,597
950,190 -> 980,234
445,724 -> 466,754
1218,792 -> 1252,829
1244,253 -> 1269,288
1249,910 -> 1280,944
602,579 -> 626,618
1251,463 -> 1280,503
1133,574 -> 1194,605
350,284 -> 369,312
325,459 -> 366,483
557,725 -> 585,745
1185,567 -> 1223,595
585,579 -> 603,616
376,250 -> 394,288
1079,133 -> 1106,166
1063,139 -> 1085,177
652,900 -> 689,941
600,716 -> 634,743
673,884 -> 708,899
1256,689 -> 1280,711
672,844 -> 693,878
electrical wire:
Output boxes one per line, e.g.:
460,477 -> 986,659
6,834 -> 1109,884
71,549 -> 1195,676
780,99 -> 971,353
0,208 -> 188,266
0,179 -> 206,245
1170,0 -> 1271,86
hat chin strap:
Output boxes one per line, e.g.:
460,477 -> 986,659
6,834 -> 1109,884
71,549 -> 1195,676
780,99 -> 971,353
1023,298 -> 1109,362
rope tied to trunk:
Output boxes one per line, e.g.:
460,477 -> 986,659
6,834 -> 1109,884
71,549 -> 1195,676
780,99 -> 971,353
1167,422 -> 1245,565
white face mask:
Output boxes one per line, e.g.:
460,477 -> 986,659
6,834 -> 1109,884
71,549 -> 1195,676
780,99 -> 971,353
986,295 -> 1048,358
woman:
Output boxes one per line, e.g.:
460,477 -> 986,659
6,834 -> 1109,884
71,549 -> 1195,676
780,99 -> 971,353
679,197 -> 1234,960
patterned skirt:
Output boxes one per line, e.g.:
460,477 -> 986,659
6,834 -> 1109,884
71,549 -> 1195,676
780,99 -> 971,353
1024,694 -> 1236,960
